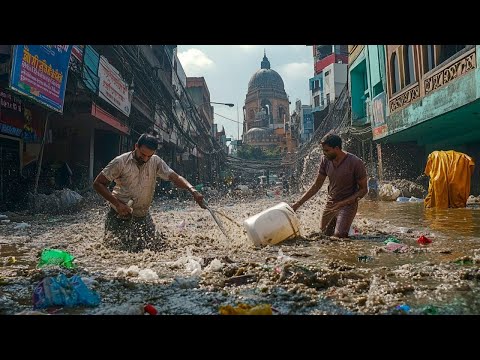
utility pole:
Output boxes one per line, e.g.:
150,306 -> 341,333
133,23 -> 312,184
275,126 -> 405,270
237,104 -> 240,141
34,112 -> 52,196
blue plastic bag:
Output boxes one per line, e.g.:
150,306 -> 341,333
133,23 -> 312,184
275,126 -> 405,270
33,274 -> 101,309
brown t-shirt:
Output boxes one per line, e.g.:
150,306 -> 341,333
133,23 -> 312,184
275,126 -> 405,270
318,152 -> 367,202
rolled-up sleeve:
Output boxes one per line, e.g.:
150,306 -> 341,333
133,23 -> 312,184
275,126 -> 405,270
156,157 -> 174,180
101,156 -> 123,182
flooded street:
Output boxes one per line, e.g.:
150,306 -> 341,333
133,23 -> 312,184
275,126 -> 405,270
1,190 -> 480,315
2,44 -> 480,318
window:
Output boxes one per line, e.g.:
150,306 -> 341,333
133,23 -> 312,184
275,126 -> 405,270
314,95 -> 320,107
335,45 -> 349,56
279,107 -> 285,122
391,52 -> 400,94
438,45 -> 466,65
326,93 -> 331,105
317,45 -> 333,60
404,45 -> 415,86
423,45 -> 435,73
325,70 -> 330,77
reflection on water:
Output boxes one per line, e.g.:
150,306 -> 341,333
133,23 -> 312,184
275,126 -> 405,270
358,200 -> 480,241
424,207 -> 477,236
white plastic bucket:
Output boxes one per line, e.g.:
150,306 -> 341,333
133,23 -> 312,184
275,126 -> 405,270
243,202 -> 301,247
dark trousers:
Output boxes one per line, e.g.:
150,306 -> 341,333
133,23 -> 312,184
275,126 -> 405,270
104,208 -> 164,252
321,201 -> 358,238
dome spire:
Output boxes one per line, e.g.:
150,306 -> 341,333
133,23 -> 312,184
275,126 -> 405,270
261,50 -> 270,69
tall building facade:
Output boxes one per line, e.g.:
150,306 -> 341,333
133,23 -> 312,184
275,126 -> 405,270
309,45 -> 348,130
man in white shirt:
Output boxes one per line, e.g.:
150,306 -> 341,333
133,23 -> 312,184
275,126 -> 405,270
93,133 -> 205,252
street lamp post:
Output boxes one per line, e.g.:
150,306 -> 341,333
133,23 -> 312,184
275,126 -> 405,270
208,101 -> 244,150
210,102 -> 234,107
206,101 -> 234,136
206,101 -> 234,183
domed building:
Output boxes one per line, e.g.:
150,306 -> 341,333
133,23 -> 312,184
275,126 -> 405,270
242,52 -> 291,152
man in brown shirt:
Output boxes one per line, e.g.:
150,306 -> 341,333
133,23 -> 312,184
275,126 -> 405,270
291,134 -> 367,238
93,133 -> 205,252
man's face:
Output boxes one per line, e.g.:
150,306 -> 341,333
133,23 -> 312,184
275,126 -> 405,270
322,144 -> 338,160
134,144 -> 155,164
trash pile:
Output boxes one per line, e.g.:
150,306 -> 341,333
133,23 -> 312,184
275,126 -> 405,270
28,188 -> 83,214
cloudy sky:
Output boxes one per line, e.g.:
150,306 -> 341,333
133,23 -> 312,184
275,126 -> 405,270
177,45 -> 313,140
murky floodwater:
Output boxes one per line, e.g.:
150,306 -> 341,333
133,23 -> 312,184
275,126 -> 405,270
1,192 -> 480,315
360,200 -> 480,240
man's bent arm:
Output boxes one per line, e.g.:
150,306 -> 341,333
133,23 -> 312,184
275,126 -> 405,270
291,173 -> 326,211
333,176 -> 368,210
168,172 -> 206,208
93,173 -> 126,212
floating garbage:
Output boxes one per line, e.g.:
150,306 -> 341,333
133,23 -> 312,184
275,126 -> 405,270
204,258 -> 223,272
358,255 -> 374,263
186,258 -> 202,276
219,303 -> 273,315
144,304 -> 158,315
14,222 -> 30,230
453,257 -> 473,266
385,242 -> 409,253
397,227 -> 411,234
380,184 -> 401,201
417,235 -> 432,245
138,269 -> 159,281
348,226 -> 360,236
396,304 -> 410,312
33,273 -> 101,309
422,305 -> 438,315
176,219 -> 186,233
37,249 -> 75,269
244,202 -> 300,247
384,236 -> 400,245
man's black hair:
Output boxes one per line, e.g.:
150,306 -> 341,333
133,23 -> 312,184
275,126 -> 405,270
137,133 -> 159,151
321,133 -> 342,149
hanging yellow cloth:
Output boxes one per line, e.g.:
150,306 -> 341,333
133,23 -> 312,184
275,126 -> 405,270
424,150 -> 475,209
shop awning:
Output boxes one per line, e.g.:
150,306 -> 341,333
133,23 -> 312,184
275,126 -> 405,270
91,102 -> 129,135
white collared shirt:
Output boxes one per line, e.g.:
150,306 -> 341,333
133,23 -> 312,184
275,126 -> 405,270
101,151 -> 174,217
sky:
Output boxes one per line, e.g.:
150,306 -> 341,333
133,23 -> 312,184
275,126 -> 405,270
177,45 -> 314,141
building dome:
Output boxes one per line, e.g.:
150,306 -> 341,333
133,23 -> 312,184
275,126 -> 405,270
245,127 -> 269,139
246,127 -> 267,135
247,52 -> 285,92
